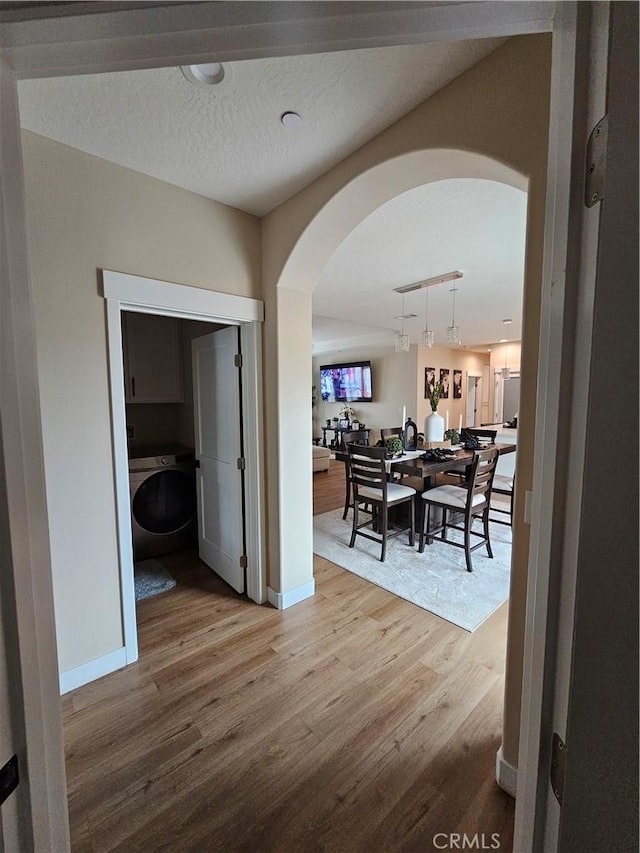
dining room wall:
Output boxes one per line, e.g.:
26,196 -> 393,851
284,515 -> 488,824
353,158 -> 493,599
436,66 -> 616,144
312,345 -> 416,446
416,345 -> 490,434
312,343 -> 490,445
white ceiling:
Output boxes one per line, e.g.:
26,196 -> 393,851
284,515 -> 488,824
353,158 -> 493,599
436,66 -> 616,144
17,38 -> 526,350
313,179 -> 527,352
17,39 -> 505,216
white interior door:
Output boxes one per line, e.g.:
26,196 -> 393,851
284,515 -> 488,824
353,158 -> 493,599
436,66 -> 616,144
192,326 -> 245,593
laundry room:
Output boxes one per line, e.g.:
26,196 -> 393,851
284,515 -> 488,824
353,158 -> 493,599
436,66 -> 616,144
122,311 -> 226,600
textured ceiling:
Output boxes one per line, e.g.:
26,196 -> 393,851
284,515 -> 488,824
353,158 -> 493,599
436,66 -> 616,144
18,39 -> 523,349
18,38 -> 505,216
312,179 -> 527,352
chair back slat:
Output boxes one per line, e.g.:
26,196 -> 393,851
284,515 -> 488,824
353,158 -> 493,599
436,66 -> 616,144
347,444 -> 387,495
380,427 -> 403,440
465,427 -> 498,444
342,430 -> 370,448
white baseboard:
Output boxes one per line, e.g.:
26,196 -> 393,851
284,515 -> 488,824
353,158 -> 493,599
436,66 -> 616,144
496,745 -> 518,797
59,646 -> 127,695
267,579 -> 315,610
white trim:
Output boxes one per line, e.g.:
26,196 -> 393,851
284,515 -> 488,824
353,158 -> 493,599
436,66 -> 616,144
104,271 -> 267,664
267,580 -> 315,610
59,647 -> 127,695
102,270 -> 264,324
496,746 -> 518,798
4,2 -> 555,80
514,3 -> 580,849
0,58 -> 70,850
240,322 -> 267,604
105,297 -> 138,664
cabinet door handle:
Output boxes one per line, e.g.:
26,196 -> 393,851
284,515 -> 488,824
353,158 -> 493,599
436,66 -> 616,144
131,376 -> 136,398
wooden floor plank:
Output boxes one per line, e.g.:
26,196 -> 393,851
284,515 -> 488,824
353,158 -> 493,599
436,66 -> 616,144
61,467 -> 514,851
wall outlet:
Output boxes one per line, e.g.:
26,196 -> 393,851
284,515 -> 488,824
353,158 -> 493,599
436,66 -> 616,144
126,424 -> 135,440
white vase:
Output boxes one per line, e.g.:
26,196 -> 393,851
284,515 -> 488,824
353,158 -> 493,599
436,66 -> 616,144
424,411 -> 445,442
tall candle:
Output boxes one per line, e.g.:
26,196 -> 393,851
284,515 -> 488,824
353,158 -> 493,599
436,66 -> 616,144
401,405 -> 406,428
445,409 -> 449,431
459,413 -> 463,431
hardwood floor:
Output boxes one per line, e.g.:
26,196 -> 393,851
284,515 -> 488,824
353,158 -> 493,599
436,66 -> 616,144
62,463 -> 514,852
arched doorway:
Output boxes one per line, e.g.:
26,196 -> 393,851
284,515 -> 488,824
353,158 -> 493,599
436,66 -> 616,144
265,144 -> 544,792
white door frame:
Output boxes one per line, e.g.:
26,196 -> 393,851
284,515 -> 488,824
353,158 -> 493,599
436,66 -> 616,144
103,270 -> 266,664
0,2 -> 596,849
465,371 -> 482,427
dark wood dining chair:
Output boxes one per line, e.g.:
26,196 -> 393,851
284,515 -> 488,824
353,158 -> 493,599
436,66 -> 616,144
341,430 -> 370,520
347,444 -> 416,562
490,469 -> 515,526
380,426 -> 403,440
465,428 -> 498,443
380,426 -> 406,480
446,427 -> 498,481
419,447 -> 499,572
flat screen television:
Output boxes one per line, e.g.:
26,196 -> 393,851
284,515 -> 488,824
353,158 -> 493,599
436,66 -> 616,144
319,360 -> 373,403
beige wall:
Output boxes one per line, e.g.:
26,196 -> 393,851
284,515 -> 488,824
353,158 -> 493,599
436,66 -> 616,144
313,345 -> 416,446
313,345 -> 490,444
416,345 -> 490,433
263,33 -> 552,769
22,131 -> 261,673
125,403 -> 181,449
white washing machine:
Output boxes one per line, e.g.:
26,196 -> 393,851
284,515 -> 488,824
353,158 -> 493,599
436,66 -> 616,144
128,447 -> 196,560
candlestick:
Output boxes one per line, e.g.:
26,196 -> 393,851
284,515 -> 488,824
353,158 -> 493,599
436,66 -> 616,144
445,410 -> 449,431
459,413 -> 463,432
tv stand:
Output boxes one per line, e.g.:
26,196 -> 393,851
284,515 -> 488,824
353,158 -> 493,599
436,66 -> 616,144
322,425 -> 370,450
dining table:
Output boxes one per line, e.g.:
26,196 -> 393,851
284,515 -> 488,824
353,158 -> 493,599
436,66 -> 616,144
336,441 -> 516,490
389,442 -> 517,490
335,442 -> 517,533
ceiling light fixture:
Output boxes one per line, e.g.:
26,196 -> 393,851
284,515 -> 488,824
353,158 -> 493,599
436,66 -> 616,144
394,293 -> 411,352
446,286 -> 462,346
501,319 -> 512,378
420,286 -> 434,348
180,62 -> 226,86
394,270 -> 463,294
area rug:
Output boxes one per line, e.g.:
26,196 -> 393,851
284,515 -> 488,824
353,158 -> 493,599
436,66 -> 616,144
134,559 -> 177,601
313,509 -> 512,631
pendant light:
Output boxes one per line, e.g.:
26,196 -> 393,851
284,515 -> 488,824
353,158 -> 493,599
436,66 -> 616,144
420,286 -> 434,348
394,293 -> 411,352
446,286 -> 461,346
393,271 -> 462,351
501,318 -> 512,379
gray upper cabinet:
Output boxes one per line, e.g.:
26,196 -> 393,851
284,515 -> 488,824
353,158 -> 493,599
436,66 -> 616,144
122,313 -> 183,403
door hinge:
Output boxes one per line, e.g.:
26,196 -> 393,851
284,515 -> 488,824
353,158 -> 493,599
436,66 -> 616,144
237,457 -> 246,470
239,555 -> 248,569
585,114 -> 608,207
234,353 -> 243,368
550,732 -> 567,806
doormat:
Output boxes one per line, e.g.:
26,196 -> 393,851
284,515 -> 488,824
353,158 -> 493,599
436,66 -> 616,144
134,559 -> 177,601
